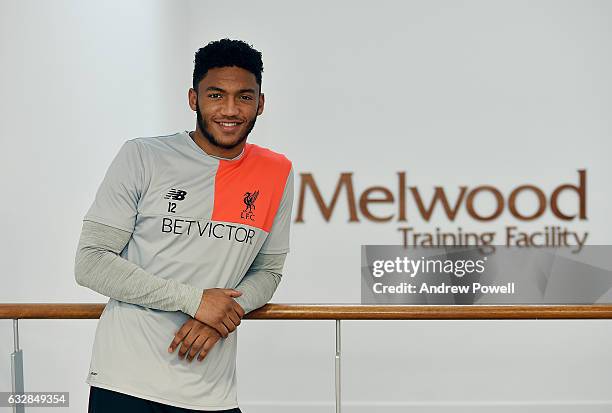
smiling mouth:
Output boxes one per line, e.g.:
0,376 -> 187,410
215,121 -> 243,131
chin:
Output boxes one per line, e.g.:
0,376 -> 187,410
218,137 -> 246,149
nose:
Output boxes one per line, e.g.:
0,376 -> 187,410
220,97 -> 240,117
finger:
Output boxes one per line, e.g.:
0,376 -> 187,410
197,349 -> 209,362
222,289 -> 242,298
234,303 -> 245,319
228,311 -> 241,327
204,334 -> 220,351
222,317 -> 237,334
216,322 -> 229,338
178,334 -> 196,359
187,336 -> 207,362
168,324 -> 193,353
198,336 -> 220,362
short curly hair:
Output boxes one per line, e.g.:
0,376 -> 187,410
193,39 -> 264,91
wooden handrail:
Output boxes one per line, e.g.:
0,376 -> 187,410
1,303 -> 612,320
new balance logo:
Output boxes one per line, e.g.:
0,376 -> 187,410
164,189 -> 187,201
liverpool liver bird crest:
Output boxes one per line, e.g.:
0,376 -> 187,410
241,190 -> 259,220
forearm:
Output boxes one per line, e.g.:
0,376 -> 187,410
233,253 -> 286,314
74,220 -> 202,317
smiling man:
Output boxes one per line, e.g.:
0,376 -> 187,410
192,66 -> 263,156
75,39 -> 293,412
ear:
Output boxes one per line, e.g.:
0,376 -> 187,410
257,93 -> 265,116
188,88 -> 198,111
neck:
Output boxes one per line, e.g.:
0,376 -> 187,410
189,128 -> 245,159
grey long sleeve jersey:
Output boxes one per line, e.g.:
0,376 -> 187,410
74,219 -> 286,316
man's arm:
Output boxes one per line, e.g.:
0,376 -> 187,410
75,219 -> 244,338
233,253 -> 286,314
74,219 -> 279,330
74,219 -> 203,317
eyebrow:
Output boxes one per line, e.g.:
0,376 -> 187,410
205,86 -> 257,94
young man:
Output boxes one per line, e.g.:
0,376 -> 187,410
75,39 -> 293,412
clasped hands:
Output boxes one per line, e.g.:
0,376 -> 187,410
167,288 -> 245,363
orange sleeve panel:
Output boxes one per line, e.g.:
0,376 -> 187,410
211,144 -> 292,232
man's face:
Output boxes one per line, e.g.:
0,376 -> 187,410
189,66 -> 264,151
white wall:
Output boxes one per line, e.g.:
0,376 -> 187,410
1,1 -> 611,412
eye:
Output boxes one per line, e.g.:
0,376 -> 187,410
208,93 -> 222,99
240,95 -> 254,101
